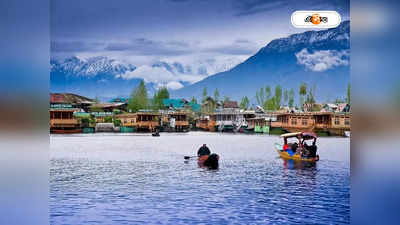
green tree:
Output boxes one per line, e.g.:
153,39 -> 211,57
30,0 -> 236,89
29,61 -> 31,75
264,97 -> 276,111
240,96 -> 250,109
346,83 -> 351,105
202,87 -> 208,103
223,96 -> 230,104
274,85 -> 282,110
191,96 -> 197,104
214,88 -> 220,104
113,118 -> 122,127
104,116 -> 113,123
153,87 -> 169,110
128,80 -> 148,112
288,88 -> 295,108
284,89 -> 289,106
265,85 -> 271,100
256,87 -> 265,106
299,83 -> 307,110
306,85 -> 316,104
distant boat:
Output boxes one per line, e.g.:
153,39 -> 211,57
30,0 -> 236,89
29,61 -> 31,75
345,131 -> 350,137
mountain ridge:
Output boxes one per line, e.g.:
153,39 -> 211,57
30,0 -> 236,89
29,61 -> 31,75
173,21 -> 350,103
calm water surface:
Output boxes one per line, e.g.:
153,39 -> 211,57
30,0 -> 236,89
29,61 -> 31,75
50,132 -> 350,224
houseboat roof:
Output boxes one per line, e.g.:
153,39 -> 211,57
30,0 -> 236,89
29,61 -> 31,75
135,112 -> 161,115
49,108 -> 80,112
280,132 -> 317,139
223,101 -> 239,108
275,112 -> 336,116
115,113 -> 136,118
281,132 -> 302,138
50,93 -> 94,104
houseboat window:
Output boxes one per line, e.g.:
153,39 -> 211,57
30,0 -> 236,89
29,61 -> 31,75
302,119 -> 307,126
335,117 -> 340,125
291,119 -> 297,125
345,118 -> 350,125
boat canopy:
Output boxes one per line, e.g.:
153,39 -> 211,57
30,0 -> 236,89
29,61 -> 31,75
280,132 -> 317,140
280,132 -> 302,138
302,132 -> 318,140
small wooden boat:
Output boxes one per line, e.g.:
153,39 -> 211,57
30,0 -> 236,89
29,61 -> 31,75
198,153 -> 219,169
275,132 -> 319,162
152,132 -> 160,137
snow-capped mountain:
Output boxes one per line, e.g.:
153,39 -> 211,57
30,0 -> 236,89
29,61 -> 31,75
50,55 -> 243,100
174,21 -> 350,102
51,21 -> 350,102
50,56 -> 136,77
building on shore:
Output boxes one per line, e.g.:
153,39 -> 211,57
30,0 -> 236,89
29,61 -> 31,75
50,93 -> 94,112
115,111 -> 160,132
161,111 -> 190,132
49,108 -> 81,133
271,112 -> 351,136
89,102 -> 128,113
134,111 -> 160,132
246,113 -> 277,134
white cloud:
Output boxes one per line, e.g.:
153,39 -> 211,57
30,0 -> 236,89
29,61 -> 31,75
165,81 -> 184,90
120,65 -> 204,90
295,49 -> 349,72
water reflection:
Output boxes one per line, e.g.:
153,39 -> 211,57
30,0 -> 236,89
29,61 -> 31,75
50,132 -> 349,224
282,158 -> 318,170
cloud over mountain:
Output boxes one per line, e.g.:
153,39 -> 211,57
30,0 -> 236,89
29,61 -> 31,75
296,49 -> 349,72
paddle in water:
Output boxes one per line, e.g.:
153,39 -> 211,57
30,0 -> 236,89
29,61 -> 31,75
184,155 -> 197,160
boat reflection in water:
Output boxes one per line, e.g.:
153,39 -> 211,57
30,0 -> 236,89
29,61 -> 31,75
282,158 -> 317,170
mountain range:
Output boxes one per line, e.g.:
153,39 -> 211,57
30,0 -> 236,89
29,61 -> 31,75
173,21 -> 350,103
50,56 -> 243,100
51,21 -> 350,103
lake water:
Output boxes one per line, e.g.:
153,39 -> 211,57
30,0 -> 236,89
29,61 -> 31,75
50,132 -> 350,224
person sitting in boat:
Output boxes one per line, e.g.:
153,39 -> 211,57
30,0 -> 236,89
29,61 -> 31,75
304,140 -> 317,157
197,144 -> 211,157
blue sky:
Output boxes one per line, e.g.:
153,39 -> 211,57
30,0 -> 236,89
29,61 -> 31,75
51,0 -> 349,63
51,0 -> 349,90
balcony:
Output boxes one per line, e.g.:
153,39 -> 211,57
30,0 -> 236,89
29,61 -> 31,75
50,119 -> 79,127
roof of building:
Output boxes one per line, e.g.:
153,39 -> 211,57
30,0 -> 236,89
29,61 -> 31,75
109,97 -> 129,103
50,93 -> 94,104
163,99 -> 185,109
90,103 -> 126,109
223,101 -> 239,108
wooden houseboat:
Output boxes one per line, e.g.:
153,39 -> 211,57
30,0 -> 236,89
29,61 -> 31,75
134,112 -> 160,132
115,113 -> 136,132
213,109 -> 247,132
196,116 -> 211,131
168,112 -> 189,132
272,112 -> 351,136
49,108 -> 81,133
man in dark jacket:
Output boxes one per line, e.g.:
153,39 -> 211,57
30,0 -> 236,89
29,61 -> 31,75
197,144 -> 211,157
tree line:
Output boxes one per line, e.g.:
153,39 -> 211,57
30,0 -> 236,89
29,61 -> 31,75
126,80 -> 351,113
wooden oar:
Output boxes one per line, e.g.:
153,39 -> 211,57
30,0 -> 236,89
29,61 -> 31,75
184,155 -> 197,160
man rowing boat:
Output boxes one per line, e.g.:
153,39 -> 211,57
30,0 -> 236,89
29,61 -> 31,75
197,144 -> 211,157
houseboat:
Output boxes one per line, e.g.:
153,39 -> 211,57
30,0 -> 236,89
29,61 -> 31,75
134,111 -> 160,132
246,114 -> 276,134
163,111 -> 189,132
212,108 -> 247,132
115,113 -> 136,132
272,112 -> 351,136
49,108 -> 81,133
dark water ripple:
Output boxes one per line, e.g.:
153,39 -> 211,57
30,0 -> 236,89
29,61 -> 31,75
50,132 -> 349,224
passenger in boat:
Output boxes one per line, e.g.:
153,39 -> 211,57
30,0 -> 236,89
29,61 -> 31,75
197,144 -> 211,157
303,140 -> 317,157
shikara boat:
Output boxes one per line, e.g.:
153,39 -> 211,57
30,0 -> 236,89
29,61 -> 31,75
274,132 -> 319,162
197,153 -> 219,169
